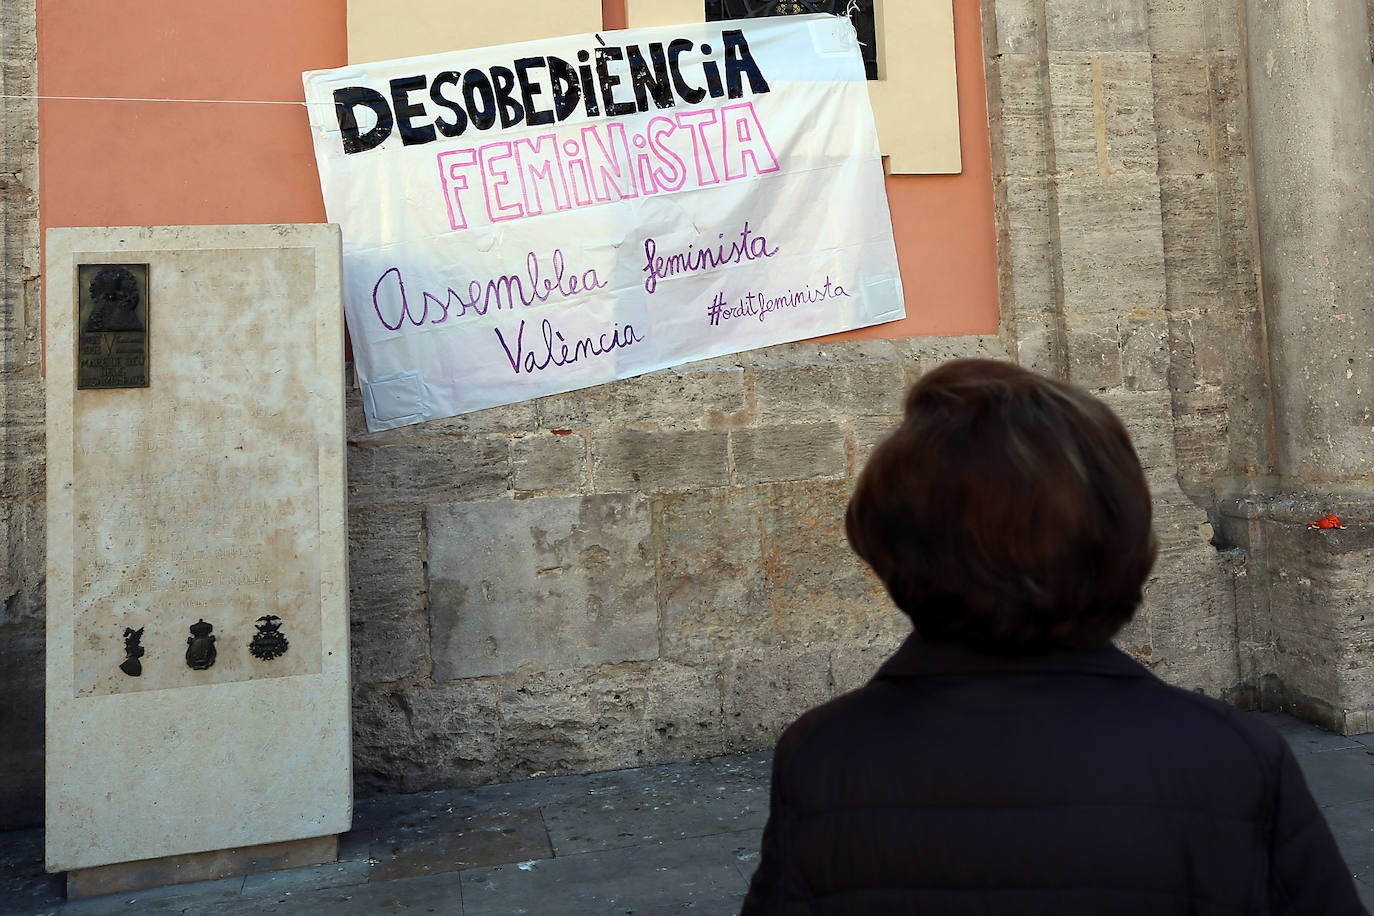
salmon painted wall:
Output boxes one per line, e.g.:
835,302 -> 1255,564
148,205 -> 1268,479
38,0 -> 996,338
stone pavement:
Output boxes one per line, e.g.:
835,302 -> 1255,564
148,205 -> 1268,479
3,712 -> 1374,915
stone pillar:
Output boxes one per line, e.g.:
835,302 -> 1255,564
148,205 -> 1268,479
983,0 -> 1243,697
1229,0 -> 1374,733
1244,0 -> 1374,487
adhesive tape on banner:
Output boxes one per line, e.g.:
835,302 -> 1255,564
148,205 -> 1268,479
809,18 -> 857,56
861,276 -> 903,323
362,371 -> 428,423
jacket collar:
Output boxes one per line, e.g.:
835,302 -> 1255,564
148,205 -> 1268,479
875,633 -> 1156,681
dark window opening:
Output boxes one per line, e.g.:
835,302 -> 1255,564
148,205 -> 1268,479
704,1 -> 879,80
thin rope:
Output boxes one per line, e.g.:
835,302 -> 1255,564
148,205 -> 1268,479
0,94 -> 319,105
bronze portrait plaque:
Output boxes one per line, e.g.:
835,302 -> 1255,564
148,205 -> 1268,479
77,263 -> 150,389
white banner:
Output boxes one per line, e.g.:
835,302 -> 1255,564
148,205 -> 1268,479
304,15 -> 903,430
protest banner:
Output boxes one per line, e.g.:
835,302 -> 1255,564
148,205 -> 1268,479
304,14 -> 904,431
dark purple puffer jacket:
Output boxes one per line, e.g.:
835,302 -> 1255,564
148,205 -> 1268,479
742,636 -> 1366,915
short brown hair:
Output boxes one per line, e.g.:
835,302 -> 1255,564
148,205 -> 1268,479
846,359 -> 1156,656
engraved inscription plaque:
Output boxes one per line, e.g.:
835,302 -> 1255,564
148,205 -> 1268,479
77,263 -> 150,389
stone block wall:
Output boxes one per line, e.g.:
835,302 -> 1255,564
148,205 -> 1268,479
0,0 -> 45,829
345,337 -> 1006,793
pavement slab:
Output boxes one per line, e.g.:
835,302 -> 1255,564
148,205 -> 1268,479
206,871 -> 465,916
1323,799 -> 1374,881
1254,711 -> 1364,755
0,829 -> 64,915
368,807 -> 553,882
542,757 -> 768,856
1296,748 -> 1374,809
459,832 -> 752,915
59,875 -> 246,916
238,857 -> 372,898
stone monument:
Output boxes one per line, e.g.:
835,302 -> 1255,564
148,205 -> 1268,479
44,225 -> 350,896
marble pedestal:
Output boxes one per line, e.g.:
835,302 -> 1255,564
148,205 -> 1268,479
44,225 -> 351,879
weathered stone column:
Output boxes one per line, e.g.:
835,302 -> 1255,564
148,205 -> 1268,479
981,0 -> 1246,697
1245,0 -> 1374,487
1231,0 -> 1374,734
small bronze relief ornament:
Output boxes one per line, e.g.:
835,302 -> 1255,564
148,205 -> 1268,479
76,263 -> 150,389
248,615 -> 289,661
119,626 -> 145,677
186,618 -> 216,670
84,266 -> 146,332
